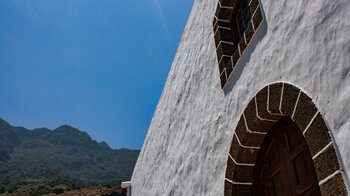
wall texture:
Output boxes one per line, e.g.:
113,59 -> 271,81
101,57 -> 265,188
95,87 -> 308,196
131,0 -> 350,195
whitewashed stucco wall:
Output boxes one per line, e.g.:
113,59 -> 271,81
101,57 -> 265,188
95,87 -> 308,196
131,0 -> 350,195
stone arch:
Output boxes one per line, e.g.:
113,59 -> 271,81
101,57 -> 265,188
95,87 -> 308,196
224,82 -> 348,195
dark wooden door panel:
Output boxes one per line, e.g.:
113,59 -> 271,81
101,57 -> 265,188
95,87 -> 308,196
252,117 -> 321,196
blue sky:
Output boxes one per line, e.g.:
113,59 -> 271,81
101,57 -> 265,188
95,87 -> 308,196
0,0 -> 194,149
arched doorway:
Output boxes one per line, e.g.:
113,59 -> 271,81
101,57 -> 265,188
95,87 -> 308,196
224,82 -> 348,196
252,117 -> 321,196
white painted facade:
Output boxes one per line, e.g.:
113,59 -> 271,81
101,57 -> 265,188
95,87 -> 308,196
131,0 -> 350,195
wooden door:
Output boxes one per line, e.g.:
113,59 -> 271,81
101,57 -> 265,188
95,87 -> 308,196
252,118 -> 321,196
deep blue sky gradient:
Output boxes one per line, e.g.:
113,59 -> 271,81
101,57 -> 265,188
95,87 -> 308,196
0,0 -> 194,149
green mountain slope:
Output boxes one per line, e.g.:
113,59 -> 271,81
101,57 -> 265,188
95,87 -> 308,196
0,118 -> 139,190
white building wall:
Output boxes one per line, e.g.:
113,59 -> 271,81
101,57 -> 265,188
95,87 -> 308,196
131,0 -> 350,195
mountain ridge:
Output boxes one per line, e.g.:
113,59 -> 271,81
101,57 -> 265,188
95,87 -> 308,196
0,117 -> 139,193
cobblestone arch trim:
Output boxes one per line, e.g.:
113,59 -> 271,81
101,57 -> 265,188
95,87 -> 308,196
224,82 -> 348,196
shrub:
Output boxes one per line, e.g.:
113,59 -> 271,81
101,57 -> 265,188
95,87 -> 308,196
53,188 -> 64,194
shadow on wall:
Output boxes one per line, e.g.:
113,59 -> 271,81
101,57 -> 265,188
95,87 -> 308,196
224,0 -> 268,95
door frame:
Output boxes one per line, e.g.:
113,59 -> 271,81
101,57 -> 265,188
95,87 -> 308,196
224,82 -> 348,195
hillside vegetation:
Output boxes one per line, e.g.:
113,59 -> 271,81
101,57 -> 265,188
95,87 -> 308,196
0,118 -> 139,195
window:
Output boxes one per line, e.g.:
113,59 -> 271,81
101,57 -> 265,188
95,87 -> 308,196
213,0 -> 263,89
232,0 -> 251,46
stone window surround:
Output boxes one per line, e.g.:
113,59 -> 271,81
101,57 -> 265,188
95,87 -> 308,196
224,82 -> 349,196
213,0 -> 264,89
